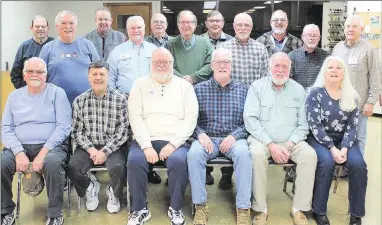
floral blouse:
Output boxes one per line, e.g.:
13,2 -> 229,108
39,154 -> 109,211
306,87 -> 359,149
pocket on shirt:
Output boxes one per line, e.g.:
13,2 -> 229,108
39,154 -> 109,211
283,100 -> 300,123
117,58 -> 133,78
260,102 -> 272,121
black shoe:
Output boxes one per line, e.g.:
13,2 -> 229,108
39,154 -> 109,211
218,174 -> 232,190
165,178 -> 169,186
44,214 -> 64,225
148,171 -> 161,184
1,212 -> 15,225
206,171 -> 214,185
313,212 -> 330,225
349,215 -> 362,225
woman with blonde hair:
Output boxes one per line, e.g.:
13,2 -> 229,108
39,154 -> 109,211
306,56 -> 367,225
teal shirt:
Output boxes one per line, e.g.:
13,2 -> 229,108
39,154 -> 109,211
244,76 -> 308,145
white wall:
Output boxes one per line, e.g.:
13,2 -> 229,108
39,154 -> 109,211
1,1 -> 160,71
347,1 -> 382,15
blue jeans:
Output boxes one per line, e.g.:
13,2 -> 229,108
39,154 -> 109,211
308,137 -> 368,217
187,138 -> 252,209
127,140 -> 189,211
357,114 -> 368,156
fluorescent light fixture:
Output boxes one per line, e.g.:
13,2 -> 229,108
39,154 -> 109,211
163,8 -> 171,11
254,6 -> 266,9
163,6 -> 167,8
164,11 -> 174,14
204,1 -> 216,9
248,9 -> 256,12
264,1 -> 282,4
245,11 -> 254,14
203,9 -> 213,13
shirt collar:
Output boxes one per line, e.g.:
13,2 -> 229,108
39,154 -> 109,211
344,38 -> 361,48
211,77 -> 234,90
267,75 -> 290,92
271,32 -> 287,44
304,46 -> 318,55
151,33 -> 169,41
234,36 -> 250,46
181,34 -> 195,46
90,87 -> 109,99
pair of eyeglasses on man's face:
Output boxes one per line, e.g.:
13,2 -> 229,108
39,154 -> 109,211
153,60 -> 173,66
25,70 -> 46,75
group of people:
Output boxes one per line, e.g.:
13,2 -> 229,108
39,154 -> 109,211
2,6 -> 381,225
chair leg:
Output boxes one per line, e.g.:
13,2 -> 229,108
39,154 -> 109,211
126,178 -> 130,213
283,167 -> 289,192
67,178 -> 71,217
292,172 -> 296,195
333,166 -> 342,194
16,172 -> 22,219
191,204 -> 195,215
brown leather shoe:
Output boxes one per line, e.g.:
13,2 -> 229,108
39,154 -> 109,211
252,212 -> 267,225
237,208 -> 251,225
193,203 -> 208,225
290,209 -> 309,225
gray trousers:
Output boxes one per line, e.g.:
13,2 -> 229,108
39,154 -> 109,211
1,142 -> 69,218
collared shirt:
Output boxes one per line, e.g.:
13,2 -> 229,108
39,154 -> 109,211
2,84 -> 72,155
218,37 -> 269,85
181,34 -> 196,49
272,34 -> 287,51
289,47 -> 330,89
332,39 -> 382,109
244,76 -> 308,145
201,31 -> 233,49
194,78 -> 249,140
145,33 -> 171,47
107,40 -> 157,94
83,28 -> 126,60
72,87 -> 129,157
256,31 -> 303,57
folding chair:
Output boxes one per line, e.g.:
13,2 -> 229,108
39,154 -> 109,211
333,164 -> 345,194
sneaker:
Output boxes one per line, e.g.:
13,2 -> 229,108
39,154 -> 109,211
85,180 -> 100,211
193,203 -> 208,225
206,172 -> 214,185
45,214 -> 64,225
252,212 -> 267,225
290,209 -> 309,225
106,185 -> 120,213
127,207 -> 151,225
148,171 -> 162,184
218,174 -> 233,190
1,212 -> 15,225
168,207 -> 186,225
237,208 -> 251,225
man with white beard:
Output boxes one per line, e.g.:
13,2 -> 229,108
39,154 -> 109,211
289,24 -> 330,89
244,52 -> 316,225
257,10 -> 303,57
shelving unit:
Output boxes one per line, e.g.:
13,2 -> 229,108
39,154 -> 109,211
322,1 -> 348,52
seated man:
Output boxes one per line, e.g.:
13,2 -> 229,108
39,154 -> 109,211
67,60 -> 129,214
127,47 -> 198,225
244,52 -> 317,225
187,48 -> 252,225
1,57 -> 71,225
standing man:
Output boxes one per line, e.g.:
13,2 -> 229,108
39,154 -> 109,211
187,48 -> 252,225
68,60 -> 129,214
289,24 -> 330,89
219,13 -> 269,85
145,13 -> 171,47
107,16 -> 161,184
2,57 -> 71,225
202,10 -> 233,49
332,15 -> 382,156
165,10 -> 214,84
127,48 -> 198,225
83,7 -> 126,60
256,10 -> 303,57
244,52 -> 317,225
39,10 -> 100,104
10,15 -> 54,89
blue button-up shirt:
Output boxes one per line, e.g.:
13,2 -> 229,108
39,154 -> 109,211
194,78 -> 249,139
107,40 -> 157,94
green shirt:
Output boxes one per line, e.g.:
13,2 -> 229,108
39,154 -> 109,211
165,35 -> 213,84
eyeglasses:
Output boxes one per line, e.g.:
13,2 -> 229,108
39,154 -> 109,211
153,60 -> 173,66
207,19 -> 223,23
235,23 -> 252,29
214,60 -> 231,66
24,70 -> 46,75
178,21 -> 195,26
305,34 -> 320,39
152,20 -> 166,25
271,18 -> 287,23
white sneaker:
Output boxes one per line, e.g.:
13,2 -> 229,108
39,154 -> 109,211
85,180 -> 100,211
127,207 -> 151,225
168,207 -> 186,225
106,185 -> 120,213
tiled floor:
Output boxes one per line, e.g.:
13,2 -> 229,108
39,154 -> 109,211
9,117 -> 381,225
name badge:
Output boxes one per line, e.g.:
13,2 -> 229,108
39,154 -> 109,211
348,57 -> 357,65
148,89 -> 157,96
119,54 -> 129,60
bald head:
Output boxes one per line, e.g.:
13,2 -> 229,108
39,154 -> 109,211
151,47 -> 174,84
233,13 -> 253,42
234,13 -> 252,24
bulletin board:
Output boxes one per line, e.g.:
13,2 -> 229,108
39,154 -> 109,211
355,12 -> 381,48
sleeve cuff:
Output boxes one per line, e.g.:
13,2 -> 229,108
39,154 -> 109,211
139,141 -> 153,150
11,145 -> 25,156
169,140 -> 182,149
102,146 -> 111,157
43,142 -> 55,151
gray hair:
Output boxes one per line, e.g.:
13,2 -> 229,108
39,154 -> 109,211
206,10 -> 224,21
151,13 -> 167,23
152,47 -> 174,62
88,60 -> 109,71
212,48 -> 232,62
177,10 -> 197,25
312,56 -> 359,111
23,57 -> 47,75
234,13 -> 253,24
55,10 -> 78,26
345,15 -> 364,27
302,24 -> 320,35
268,52 -> 292,69
126,15 -> 145,28
31,15 -> 49,27
95,7 -> 112,18
271,9 -> 288,20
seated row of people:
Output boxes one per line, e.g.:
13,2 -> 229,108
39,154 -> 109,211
1,48 -> 367,225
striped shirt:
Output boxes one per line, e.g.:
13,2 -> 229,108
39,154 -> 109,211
218,37 -> 269,85
289,47 -> 330,89
194,78 -> 249,139
72,87 -> 129,156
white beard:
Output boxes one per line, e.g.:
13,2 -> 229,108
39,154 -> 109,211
271,75 -> 288,86
152,72 -> 171,83
272,27 -> 286,35
29,80 -> 41,87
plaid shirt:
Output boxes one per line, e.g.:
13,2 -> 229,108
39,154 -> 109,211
201,32 -> 233,49
72,87 -> 129,156
194,78 -> 249,140
218,38 -> 269,85
289,47 -> 330,89
144,33 -> 171,47
256,31 -> 303,57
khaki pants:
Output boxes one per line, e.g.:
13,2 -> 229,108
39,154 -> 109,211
248,136 -> 317,212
